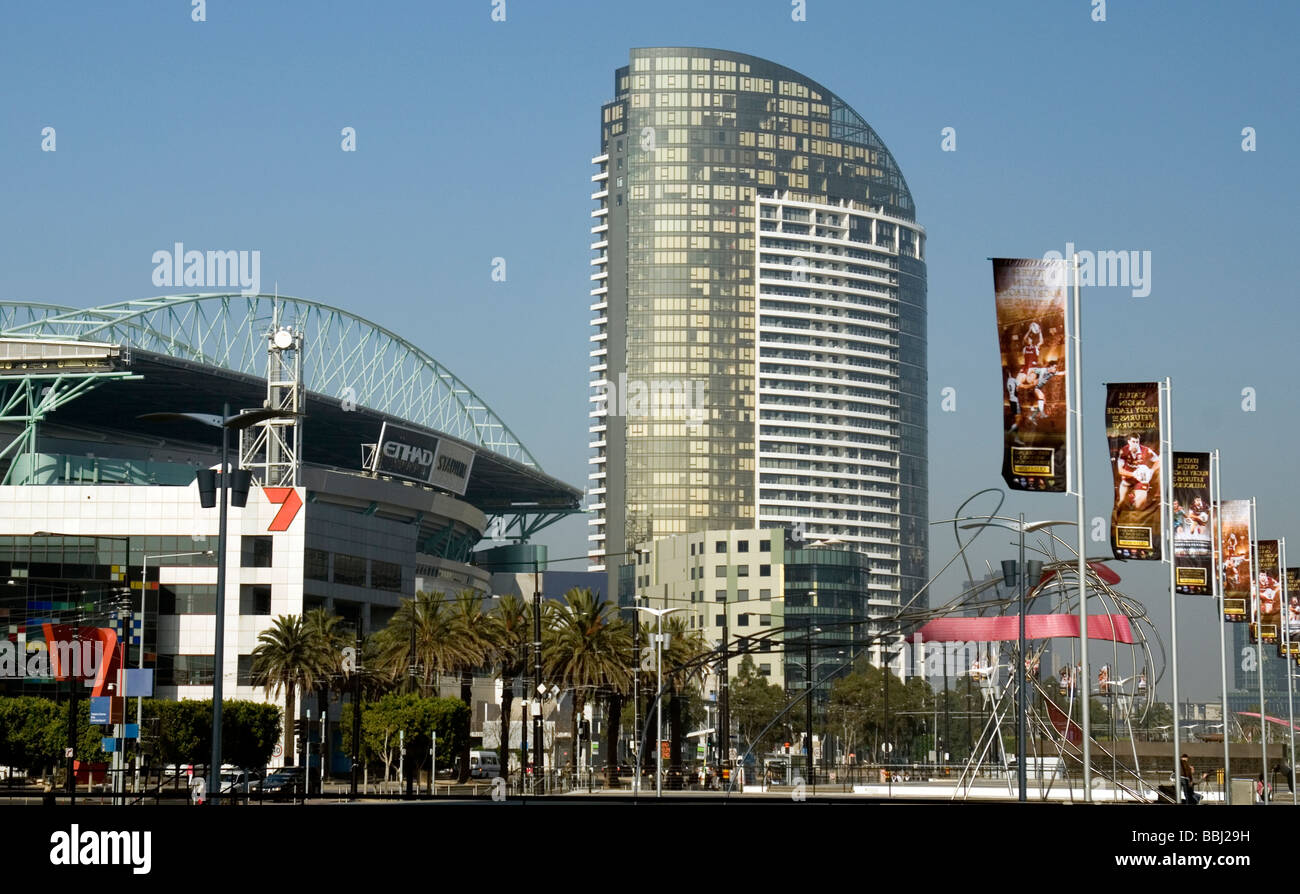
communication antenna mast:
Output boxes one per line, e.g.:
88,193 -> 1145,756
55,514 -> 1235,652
239,298 -> 304,486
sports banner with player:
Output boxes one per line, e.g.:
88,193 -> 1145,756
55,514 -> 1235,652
1172,452 -> 1212,594
1105,383 -> 1162,560
1219,499 -> 1251,622
994,258 -> 1067,493
1285,568 -> 1300,658
1252,539 -> 1281,646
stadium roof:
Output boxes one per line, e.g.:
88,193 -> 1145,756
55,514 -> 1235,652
0,295 -> 582,516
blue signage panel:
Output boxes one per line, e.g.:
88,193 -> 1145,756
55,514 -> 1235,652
123,668 -> 154,697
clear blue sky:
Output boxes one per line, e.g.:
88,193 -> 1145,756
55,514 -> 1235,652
3,0 -> 1297,701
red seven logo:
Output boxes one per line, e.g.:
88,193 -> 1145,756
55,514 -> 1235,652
264,488 -> 303,532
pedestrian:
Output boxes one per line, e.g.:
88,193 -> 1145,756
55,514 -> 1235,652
1256,773 -> 1272,803
42,781 -> 55,806
1273,761 -> 1295,794
1179,754 -> 1200,804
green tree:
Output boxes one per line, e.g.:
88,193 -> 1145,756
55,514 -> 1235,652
544,589 -> 631,774
250,614 -> 332,764
488,593 -> 531,779
304,608 -> 347,785
143,699 -> 280,768
339,692 -> 469,784
448,590 -> 494,782
660,616 -> 708,781
0,696 -> 87,778
372,592 -> 478,695
730,654 -> 788,757
827,660 -> 933,762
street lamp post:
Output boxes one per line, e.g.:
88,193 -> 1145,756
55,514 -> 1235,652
636,605 -> 683,797
138,403 -> 296,805
135,550 -> 212,791
957,515 -> 1073,803
472,546 -> 647,795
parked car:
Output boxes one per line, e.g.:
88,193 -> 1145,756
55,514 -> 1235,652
257,767 -> 305,800
219,768 -> 261,795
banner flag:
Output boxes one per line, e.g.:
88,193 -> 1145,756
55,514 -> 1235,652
994,258 -> 1068,492
1285,568 -> 1300,657
1252,539 -> 1281,645
1219,499 -> 1251,622
1172,452 -> 1212,594
1105,382 -> 1162,560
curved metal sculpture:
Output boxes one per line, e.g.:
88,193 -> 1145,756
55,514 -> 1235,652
929,503 -> 1167,802
0,293 -> 538,467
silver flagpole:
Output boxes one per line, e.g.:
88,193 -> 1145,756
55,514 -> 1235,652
1283,537 -> 1296,805
1165,379 -> 1183,802
1071,251 -> 1092,800
1251,499 -> 1267,803
1213,450 -> 1231,803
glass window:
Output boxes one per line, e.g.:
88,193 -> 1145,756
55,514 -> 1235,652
240,537 -> 273,568
760,589 -> 772,600
237,654 -> 254,686
715,541 -> 727,553
737,565 -> 749,577
333,554 -> 366,587
760,614 -> 771,626
715,590 -> 726,602
305,548 -> 329,582
715,565 -> 726,577
760,540 -> 771,552
760,564 -> 771,577
239,584 -> 271,615
737,541 -> 749,553
158,585 -> 216,615
737,589 -> 749,601
715,614 -> 725,626
759,663 -> 771,677
372,560 -> 402,593
737,614 -> 749,627
161,654 -> 214,686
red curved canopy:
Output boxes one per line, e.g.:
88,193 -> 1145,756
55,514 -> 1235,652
906,613 -> 1134,644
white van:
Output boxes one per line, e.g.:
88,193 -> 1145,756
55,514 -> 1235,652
468,750 -> 501,779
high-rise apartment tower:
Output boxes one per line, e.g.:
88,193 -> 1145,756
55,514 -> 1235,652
589,48 -> 927,611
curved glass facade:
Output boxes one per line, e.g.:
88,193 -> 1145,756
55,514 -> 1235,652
590,48 -> 926,611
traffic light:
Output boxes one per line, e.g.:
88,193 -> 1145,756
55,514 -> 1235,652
195,469 -> 217,508
229,469 -> 252,508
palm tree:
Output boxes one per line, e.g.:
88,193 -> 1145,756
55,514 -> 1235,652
544,589 -> 632,778
372,591 -> 477,695
488,593 -> 531,782
303,609 -> 347,788
660,616 -> 709,786
448,590 -> 495,782
250,614 -> 332,766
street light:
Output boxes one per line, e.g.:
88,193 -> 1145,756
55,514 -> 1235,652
138,403 -> 297,805
134,549 -> 213,791
959,515 -> 1074,802
474,545 -> 647,794
636,604 -> 683,797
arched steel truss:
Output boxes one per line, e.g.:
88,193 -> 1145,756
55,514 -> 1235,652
1,293 -> 539,467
